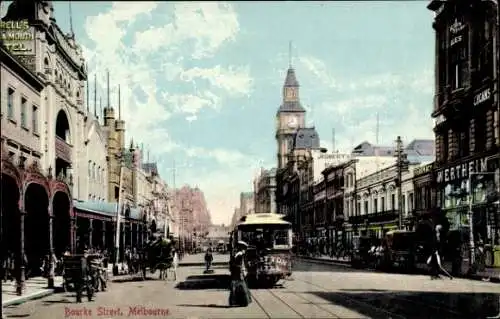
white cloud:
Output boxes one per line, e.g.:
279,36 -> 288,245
83,2 -> 251,148
298,54 -> 433,93
298,56 -> 338,89
132,3 -> 239,59
180,66 -> 253,96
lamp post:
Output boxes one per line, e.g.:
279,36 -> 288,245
467,171 -> 499,271
112,162 -> 125,276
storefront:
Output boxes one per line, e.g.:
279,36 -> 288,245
435,153 -> 499,247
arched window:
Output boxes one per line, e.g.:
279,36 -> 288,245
97,166 -> 101,181
88,161 -> 91,177
92,163 -> 96,180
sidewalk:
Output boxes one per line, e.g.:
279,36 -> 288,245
298,254 -> 500,283
2,276 -> 63,307
295,254 -> 351,265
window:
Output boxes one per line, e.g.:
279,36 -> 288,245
356,203 -> 361,216
450,34 -> 468,90
32,105 -> 38,133
7,88 -> 14,119
88,161 -> 91,177
381,197 -> 385,211
364,201 -> 368,215
475,114 -> 487,152
20,97 -> 27,127
391,194 -> 396,210
442,132 -> 449,163
458,127 -> 469,157
402,195 -> 406,214
408,193 -> 414,211
373,198 -> 378,213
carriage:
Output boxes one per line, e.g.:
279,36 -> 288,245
231,213 -> 293,287
128,236 -> 175,280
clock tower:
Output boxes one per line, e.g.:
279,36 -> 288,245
276,66 -> 306,169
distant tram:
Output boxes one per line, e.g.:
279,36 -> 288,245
231,213 -> 293,287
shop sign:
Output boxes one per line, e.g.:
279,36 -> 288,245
449,19 -> 465,34
473,88 -> 491,106
414,163 -> 433,176
436,157 -> 487,184
450,35 -> 462,46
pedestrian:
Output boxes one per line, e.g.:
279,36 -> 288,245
428,224 -> 452,280
229,241 -> 252,307
75,245 -> 93,303
205,244 -> 213,272
171,248 -> 178,281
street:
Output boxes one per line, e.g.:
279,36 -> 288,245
3,257 -> 499,319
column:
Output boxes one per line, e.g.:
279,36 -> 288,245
47,203 -> 55,288
17,188 -> 26,296
88,218 -> 93,249
70,216 -> 76,253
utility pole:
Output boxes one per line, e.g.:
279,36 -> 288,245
395,136 -> 408,230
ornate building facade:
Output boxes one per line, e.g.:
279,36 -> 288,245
428,0 -> 500,252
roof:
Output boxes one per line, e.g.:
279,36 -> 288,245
237,213 -> 291,226
284,68 -> 299,87
278,101 -> 306,113
293,128 -> 320,150
73,200 -> 142,220
405,139 -> 435,156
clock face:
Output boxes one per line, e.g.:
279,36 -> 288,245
287,116 -> 298,128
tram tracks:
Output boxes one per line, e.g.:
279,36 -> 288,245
293,277 -> 467,319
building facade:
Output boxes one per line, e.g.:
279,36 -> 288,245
428,0 -> 500,250
254,167 -> 277,214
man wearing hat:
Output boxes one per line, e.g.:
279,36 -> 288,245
75,246 -> 93,303
229,241 -> 252,307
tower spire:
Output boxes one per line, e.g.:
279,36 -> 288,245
93,74 -> 97,117
107,69 -> 110,109
86,69 -> 89,113
68,2 -> 74,38
118,85 -> 121,120
288,40 -> 293,68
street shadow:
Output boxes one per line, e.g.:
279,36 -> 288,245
175,274 -> 230,290
292,261 -> 360,273
177,304 -> 231,309
309,290 -> 500,319
42,298 -> 73,305
111,276 -> 157,283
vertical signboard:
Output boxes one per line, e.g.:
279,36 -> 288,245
0,20 -> 36,72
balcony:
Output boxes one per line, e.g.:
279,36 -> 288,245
55,136 -> 72,163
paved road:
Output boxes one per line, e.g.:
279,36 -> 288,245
3,259 -> 499,318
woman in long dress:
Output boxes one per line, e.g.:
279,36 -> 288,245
229,241 -> 252,307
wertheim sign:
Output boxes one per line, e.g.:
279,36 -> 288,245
436,157 -> 487,184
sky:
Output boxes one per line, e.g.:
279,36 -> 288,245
2,2 -> 436,225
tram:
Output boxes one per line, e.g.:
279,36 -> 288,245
231,213 -> 293,287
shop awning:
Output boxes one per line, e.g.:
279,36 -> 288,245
74,200 -> 144,222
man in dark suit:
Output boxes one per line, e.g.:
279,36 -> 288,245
75,246 -> 93,303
